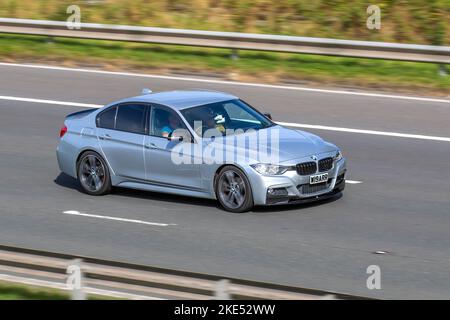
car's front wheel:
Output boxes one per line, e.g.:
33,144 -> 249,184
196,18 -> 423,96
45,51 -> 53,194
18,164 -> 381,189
77,151 -> 111,196
216,166 -> 253,213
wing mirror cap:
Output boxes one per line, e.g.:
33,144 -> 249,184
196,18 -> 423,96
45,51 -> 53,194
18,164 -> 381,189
167,135 -> 183,142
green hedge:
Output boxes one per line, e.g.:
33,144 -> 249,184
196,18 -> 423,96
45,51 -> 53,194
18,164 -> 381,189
0,0 -> 448,45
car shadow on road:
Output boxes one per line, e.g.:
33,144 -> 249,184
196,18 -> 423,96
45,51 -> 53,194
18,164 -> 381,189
54,173 -> 342,213
112,190 -> 343,214
54,172 -> 85,193
111,187 -> 220,209
54,173 -> 219,209
252,193 -> 342,213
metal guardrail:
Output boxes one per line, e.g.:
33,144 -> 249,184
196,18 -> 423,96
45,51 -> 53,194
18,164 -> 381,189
0,18 -> 449,64
0,245 -> 369,300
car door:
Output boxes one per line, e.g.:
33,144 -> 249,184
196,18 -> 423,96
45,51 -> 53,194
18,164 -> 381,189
96,103 -> 147,180
143,105 -> 203,191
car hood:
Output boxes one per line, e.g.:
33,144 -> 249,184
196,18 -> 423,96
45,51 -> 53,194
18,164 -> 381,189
205,125 -> 337,163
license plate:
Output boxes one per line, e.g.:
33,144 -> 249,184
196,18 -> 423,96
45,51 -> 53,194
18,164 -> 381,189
310,173 -> 328,184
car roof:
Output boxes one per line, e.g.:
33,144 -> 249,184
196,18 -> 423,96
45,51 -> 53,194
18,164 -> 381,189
117,90 -> 238,111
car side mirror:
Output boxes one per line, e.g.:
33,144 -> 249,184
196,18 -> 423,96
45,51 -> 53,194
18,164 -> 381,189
263,113 -> 272,120
167,135 -> 183,142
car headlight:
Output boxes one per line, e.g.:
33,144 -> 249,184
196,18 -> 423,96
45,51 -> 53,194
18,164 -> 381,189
250,163 -> 289,175
334,150 -> 343,161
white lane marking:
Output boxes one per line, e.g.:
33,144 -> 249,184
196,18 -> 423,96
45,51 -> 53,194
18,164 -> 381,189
345,180 -> 363,184
277,121 -> 450,142
0,62 -> 449,104
1,94 -> 450,143
63,210 -> 175,227
0,95 -> 100,108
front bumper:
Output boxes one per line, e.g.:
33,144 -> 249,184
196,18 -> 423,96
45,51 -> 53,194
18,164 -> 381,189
246,154 -> 347,206
265,172 -> 345,205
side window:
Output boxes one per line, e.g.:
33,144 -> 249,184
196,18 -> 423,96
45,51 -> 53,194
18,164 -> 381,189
97,106 -> 117,129
115,104 -> 146,134
150,106 -> 191,141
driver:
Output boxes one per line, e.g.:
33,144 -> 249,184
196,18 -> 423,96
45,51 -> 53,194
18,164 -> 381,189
161,114 -> 182,138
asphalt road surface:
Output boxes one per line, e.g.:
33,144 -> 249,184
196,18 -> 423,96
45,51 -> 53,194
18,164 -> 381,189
0,62 -> 449,299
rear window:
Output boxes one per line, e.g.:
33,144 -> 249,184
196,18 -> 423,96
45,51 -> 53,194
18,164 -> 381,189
115,104 -> 146,134
97,106 -> 117,129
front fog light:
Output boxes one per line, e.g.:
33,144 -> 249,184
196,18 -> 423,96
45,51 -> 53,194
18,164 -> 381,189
267,187 -> 288,197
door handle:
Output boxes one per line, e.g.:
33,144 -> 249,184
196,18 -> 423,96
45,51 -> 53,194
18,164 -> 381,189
100,134 -> 111,140
145,143 -> 157,149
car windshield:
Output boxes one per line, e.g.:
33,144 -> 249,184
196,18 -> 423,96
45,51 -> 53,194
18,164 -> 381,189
181,99 -> 274,136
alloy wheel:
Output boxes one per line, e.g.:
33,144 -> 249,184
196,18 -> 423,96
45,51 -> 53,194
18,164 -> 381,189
218,170 -> 247,210
79,154 -> 106,192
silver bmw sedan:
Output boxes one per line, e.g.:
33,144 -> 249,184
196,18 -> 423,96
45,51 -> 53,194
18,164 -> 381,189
57,89 -> 346,212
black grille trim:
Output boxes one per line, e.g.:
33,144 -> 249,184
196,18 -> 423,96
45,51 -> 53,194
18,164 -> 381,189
318,157 -> 333,172
296,161 -> 317,175
299,182 -> 328,194
297,178 -> 333,195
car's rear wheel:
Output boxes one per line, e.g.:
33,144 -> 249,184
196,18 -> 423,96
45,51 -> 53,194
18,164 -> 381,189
216,166 -> 253,213
77,151 -> 111,196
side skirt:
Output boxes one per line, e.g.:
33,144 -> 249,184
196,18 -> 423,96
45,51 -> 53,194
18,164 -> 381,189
116,181 -> 214,200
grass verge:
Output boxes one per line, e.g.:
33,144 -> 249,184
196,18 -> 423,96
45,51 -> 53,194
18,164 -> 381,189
0,281 -> 70,300
0,33 -> 448,96
0,280 -> 117,300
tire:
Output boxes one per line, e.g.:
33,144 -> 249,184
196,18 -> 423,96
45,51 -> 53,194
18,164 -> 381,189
77,151 -> 112,196
215,165 -> 254,213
